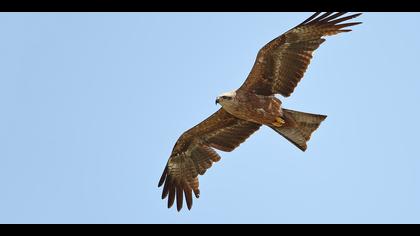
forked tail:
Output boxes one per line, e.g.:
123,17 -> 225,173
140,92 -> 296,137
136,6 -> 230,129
270,108 -> 327,151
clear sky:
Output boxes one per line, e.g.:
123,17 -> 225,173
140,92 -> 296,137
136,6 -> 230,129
0,13 -> 419,224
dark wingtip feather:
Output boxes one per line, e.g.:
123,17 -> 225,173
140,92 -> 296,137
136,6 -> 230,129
161,178 -> 170,199
158,166 -> 167,187
184,186 -> 193,210
298,12 -> 322,26
301,12 -> 363,28
167,184 -> 175,209
176,187 -> 183,212
329,13 -> 363,25
338,22 -> 363,28
349,13 -> 363,19
320,12 -> 348,22
316,12 -> 334,22
338,29 -> 352,33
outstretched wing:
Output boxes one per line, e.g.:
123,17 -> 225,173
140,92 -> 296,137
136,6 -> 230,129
158,108 -> 261,211
238,12 -> 362,97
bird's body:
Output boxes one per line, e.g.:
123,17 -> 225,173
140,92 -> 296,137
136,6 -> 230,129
217,90 -> 283,127
158,12 -> 362,211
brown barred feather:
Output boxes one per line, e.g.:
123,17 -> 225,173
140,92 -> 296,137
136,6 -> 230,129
159,109 -> 260,211
239,12 -> 362,97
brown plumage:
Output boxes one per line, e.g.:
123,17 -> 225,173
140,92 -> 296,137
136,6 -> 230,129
158,12 -> 362,211
239,12 -> 362,97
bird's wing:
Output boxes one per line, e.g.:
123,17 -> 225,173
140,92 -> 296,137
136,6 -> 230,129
238,12 -> 362,97
158,108 -> 261,211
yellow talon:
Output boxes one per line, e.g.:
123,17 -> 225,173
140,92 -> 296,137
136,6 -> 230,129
273,117 -> 285,127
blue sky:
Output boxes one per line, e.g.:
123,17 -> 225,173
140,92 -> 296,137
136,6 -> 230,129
0,13 -> 419,223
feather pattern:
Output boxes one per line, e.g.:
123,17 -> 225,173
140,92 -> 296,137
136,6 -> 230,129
158,12 -> 362,211
158,109 -> 260,211
239,12 -> 362,97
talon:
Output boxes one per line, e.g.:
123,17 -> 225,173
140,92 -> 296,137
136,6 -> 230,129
273,117 -> 285,127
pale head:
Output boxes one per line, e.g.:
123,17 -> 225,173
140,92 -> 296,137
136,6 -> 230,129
215,90 -> 236,106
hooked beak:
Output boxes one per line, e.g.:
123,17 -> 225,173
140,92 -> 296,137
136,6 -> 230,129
215,97 -> 220,105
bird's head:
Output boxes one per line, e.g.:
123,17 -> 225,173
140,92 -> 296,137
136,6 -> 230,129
215,90 -> 236,106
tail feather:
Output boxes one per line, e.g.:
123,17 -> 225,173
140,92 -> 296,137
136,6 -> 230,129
270,108 -> 327,151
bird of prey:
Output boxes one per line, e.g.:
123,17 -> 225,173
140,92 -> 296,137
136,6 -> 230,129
158,12 -> 362,211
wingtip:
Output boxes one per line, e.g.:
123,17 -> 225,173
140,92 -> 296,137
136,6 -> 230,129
158,177 -> 164,188
336,12 -> 363,22
342,21 -> 363,27
351,13 -> 363,18
158,166 -> 168,187
317,12 -> 363,32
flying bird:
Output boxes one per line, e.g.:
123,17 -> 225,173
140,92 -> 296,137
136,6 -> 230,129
158,12 -> 362,211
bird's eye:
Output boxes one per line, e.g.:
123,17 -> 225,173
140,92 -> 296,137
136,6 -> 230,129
222,96 -> 232,100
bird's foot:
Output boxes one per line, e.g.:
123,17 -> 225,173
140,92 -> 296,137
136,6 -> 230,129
272,117 -> 285,127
